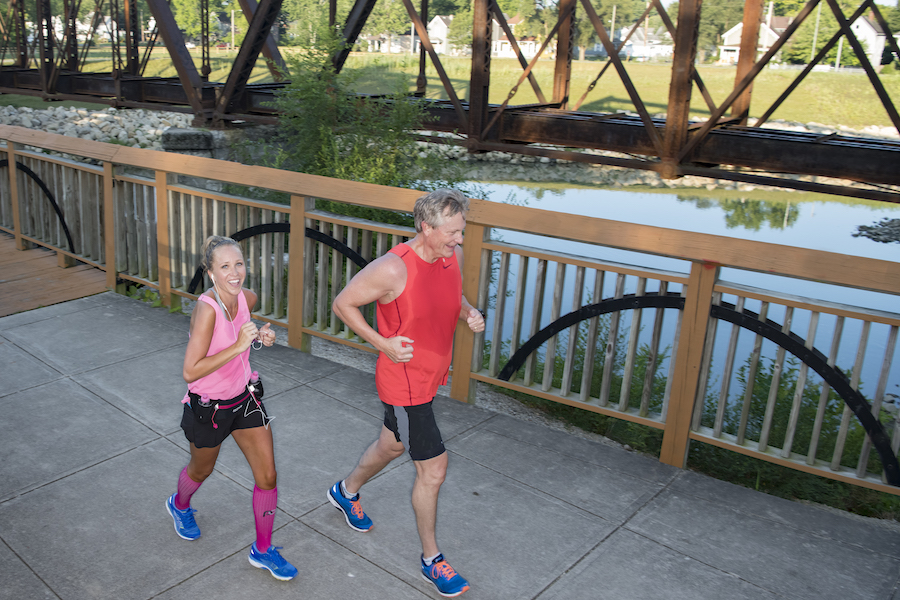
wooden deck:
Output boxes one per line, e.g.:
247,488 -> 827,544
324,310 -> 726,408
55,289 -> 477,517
0,232 -> 108,318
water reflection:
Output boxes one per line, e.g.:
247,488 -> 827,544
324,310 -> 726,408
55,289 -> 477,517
473,181 -> 900,262
466,180 -> 900,407
676,195 -> 800,231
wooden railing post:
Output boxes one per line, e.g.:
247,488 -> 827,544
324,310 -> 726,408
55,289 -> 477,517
660,260 -> 720,467
155,170 -> 179,311
450,221 -> 489,403
287,195 -> 313,352
102,161 -> 120,292
7,141 -> 27,251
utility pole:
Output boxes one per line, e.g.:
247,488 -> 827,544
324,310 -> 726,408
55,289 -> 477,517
610,5 -> 617,46
232,9 -> 235,49
810,2 -> 821,63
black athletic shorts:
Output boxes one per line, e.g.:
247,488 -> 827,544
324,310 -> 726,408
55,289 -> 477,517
181,391 -> 269,449
382,399 -> 445,461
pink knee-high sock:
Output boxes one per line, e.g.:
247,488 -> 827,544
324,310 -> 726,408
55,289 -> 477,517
253,485 -> 277,552
174,466 -> 202,511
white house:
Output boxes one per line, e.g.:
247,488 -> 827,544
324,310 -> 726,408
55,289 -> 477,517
719,13 -> 886,68
846,14 -> 886,68
597,26 -> 673,61
427,15 -> 453,54
491,15 -> 546,59
718,16 -> 791,65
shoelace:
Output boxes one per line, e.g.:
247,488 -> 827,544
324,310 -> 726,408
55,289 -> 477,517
179,507 -> 198,528
261,546 -> 287,566
430,560 -> 458,580
349,499 -> 365,519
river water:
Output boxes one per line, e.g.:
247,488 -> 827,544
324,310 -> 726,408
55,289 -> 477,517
471,180 -> 900,402
475,180 -> 900,312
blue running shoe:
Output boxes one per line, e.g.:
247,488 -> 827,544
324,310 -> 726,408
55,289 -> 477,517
327,481 -> 372,532
166,493 -> 200,540
248,543 -> 298,581
421,554 -> 469,597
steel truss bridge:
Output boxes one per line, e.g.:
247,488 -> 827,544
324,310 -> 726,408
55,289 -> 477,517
1,0 -> 899,201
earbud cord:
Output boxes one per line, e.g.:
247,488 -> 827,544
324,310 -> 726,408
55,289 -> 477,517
211,278 -> 271,429
211,279 -> 251,383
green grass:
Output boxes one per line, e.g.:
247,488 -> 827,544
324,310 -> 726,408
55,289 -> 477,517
6,45 -> 897,130
0,93 -> 109,111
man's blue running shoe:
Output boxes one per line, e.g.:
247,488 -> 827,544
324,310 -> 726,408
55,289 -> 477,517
327,481 -> 373,532
421,554 -> 469,597
166,493 -> 200,540
248,543 -> 298,581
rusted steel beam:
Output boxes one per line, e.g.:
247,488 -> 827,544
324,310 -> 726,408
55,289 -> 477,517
489,1 -> 545,103
480,9 -> 572,138
652,0 -> 717,114
416,0 -> 428,96
755,0 -> 872,129
201,0 -> 211,78
12,0 -> 28,67
124,0 -> 140,75
145,0 -> 206,114
400,0 -> 468,127
663,0 -> 701,178
64,0 -> 78,71
732,0 -> 764,124
238,0 -> 288,80
574,1 -> 654,111
469,0 -> 491,147
580,0 -> 663,155
37,0 -> 53,93
824,0 -> 900,134
334,0 -> 378,72
676,0 -> 819,164
553,0 -> 575,107
213,0 -> 283,122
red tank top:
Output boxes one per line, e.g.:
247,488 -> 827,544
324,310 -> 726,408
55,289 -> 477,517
375,243 -> 462,406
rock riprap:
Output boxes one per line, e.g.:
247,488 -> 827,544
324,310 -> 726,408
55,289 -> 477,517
0,105 -> 192,149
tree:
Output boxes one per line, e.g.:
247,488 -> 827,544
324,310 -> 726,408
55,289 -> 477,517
447,1 -> 473,51
364,0 -> 413,47
890,2 -> 900,34
431,0 -> 467,15
282,0 -> 335,46
169,0 -> 205,41
781,2 -> 866,68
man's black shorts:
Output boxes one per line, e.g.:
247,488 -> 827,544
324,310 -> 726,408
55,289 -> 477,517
382,399 -> 445,461
181,393 -> 269,449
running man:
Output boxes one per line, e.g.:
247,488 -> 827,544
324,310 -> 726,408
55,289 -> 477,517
328,189 -> 485,597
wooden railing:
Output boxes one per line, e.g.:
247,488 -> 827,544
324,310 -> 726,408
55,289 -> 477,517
2,124 -> 899,495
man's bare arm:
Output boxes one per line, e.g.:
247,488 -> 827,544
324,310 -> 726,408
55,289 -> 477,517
332,253 -> 414,363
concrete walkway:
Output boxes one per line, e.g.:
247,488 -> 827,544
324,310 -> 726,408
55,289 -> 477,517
1,292 -> 898,600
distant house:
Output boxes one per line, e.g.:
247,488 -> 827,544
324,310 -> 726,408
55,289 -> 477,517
491,14 -> 547,59
427,15 -> 453,54
594,26 -> 673,61
718,16 -> 791,65
846,15 -> 887,67
719,13 -> 886,68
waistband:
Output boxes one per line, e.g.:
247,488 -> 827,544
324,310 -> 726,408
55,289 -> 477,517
188,388 -> 251,409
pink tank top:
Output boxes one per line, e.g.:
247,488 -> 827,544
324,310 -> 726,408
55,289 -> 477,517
375,243 -> 462,406
183,291 -> 252,402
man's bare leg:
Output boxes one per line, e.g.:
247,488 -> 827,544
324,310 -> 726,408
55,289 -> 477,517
412,451 -> 448,558
344,425 -> 405,495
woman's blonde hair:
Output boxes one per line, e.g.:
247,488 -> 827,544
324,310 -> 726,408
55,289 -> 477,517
200,235 -> 241,272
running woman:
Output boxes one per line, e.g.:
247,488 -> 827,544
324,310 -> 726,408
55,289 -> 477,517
165,235 -> 297,581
